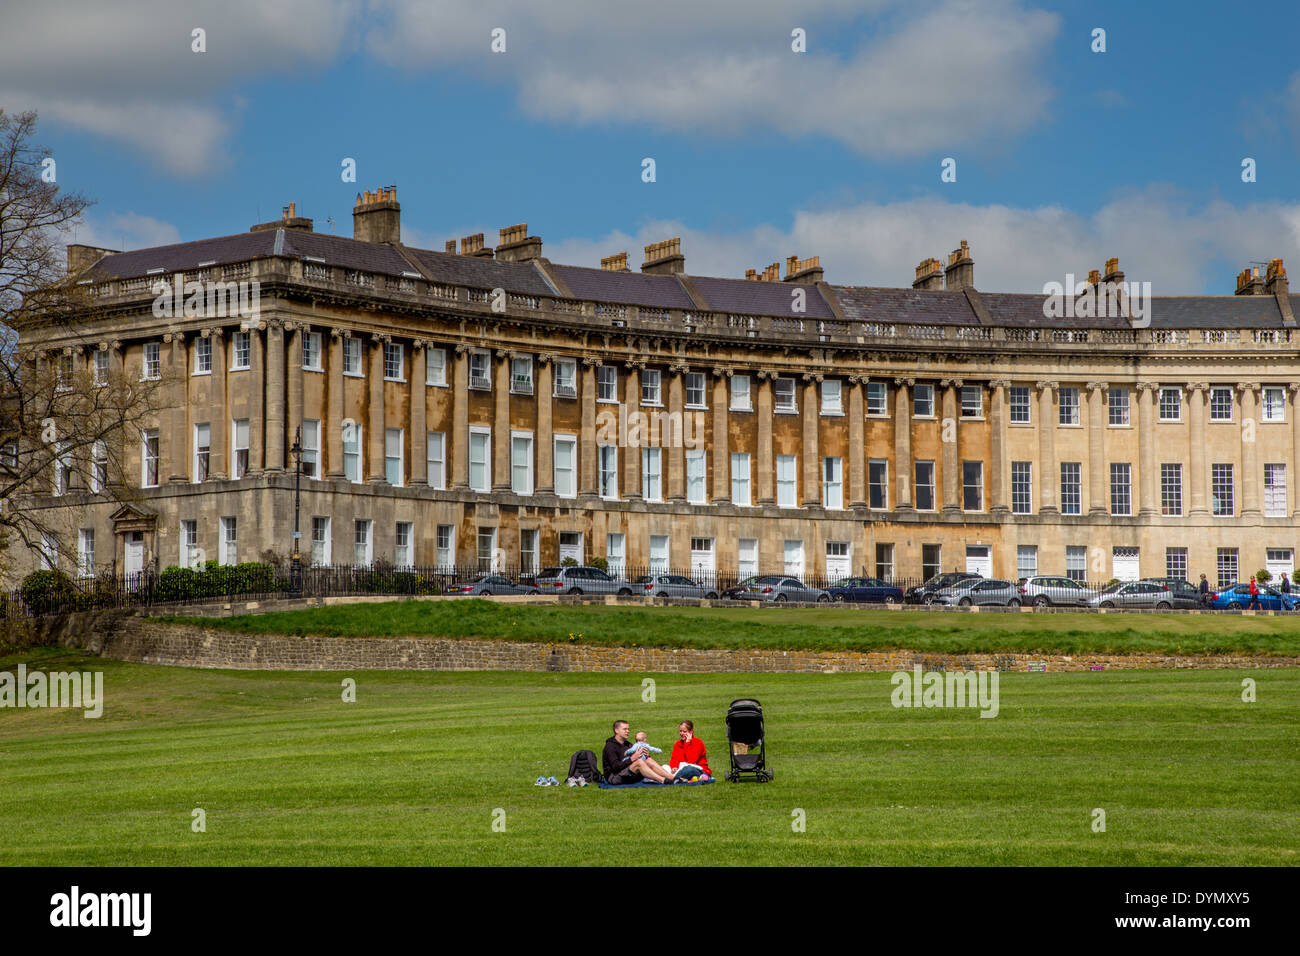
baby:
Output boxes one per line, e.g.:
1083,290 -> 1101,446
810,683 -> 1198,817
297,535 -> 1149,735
624,731 -> 662,760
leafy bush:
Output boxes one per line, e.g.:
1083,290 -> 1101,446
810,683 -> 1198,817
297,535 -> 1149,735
20,569 -> 77,615
560,557 -> 579,567
1255,569 -> 1272,584
153,561 -> 284,602
590,556 -> 609,572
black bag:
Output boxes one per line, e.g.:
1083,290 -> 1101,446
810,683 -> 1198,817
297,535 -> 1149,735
567,749 -> 602,783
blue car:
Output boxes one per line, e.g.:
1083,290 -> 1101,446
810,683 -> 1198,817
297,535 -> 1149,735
826,577 -> 905,604
1206,583 -> 1297,611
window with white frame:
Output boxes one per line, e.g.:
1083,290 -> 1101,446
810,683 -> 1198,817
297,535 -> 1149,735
730,374 -> 751,411
1058,387 -> 1080,425
1010,387 -> 1031,424
91,441 -> 107,493
599,445 -> 618,499
922,544 -> 942,580
478,528 -> 499,571
141,429 -> 159,487
311,516 -> 331,566
686,449 -> 706,504
554,359 -> 577,398
914,461 -> 935,511
1011,461 -> 1032,514
962,461 -> 983,511
1262,386 -> 1286,422
511,356 -> 533,394
866,382 -> 887,416
1265,463 -> 1287,517
384,342 -> 404,381
195,337 -> 212,374
1159,387 -> 1182,422
821,379 -> 842,415
1017,545 -> 1038,581
685,372 -> 706,408
56,353 -> 72,391
40,533 -> 57,571
469,427 -> 491,492
302,331 -> 322,371
1211,463 -> 1234,516
232,331 -> 251,370
1066,545 -> 1087,582
427,431 -> 446,489
1216,548 -> 1238,590
1166,547 -> 1188,581
912,383 -> 934,417
783,539 -> 804,577
53,441 -> 71,496
641,368 -> 662,405
511,431 -> 534,495
869,459 -> 888,509
558,532 -> 584,565
78,528 -> 95,578
554,435 -> 577,498
232,419 -> 250,479
143,342 -> 161,380
738,538 -> 758,577
1210,387 -> 1233,421
823,457 -> 843,509
354,519 -> 373,567
774,377 -> 797,413
343,337 -> 362,376
180,520 -> 199,569
1108,387 -> 1130,426
469,350 -> 491,389
94,349 -> 109,385
1060,462 -> 1081,514
642,447 -> 662,501
219,516 -> 238,566
194,423 -> 210,482
649,535 -> 669,572
1160,463 -> 1182,516
395,522 -> 413,567
343,422 -> 362,484
301,420 -> 319,479
776,455 -> 797,507
1110,462 -> 1132,515
385,427 -> 404,486
731,453 -> 751,505
436,525 -> 455,568
426,347 -> 447,386
520,529 -> 539,573
597,365 -> 618,403
960,385 -> 982,418
690,537 -> 714,577
606,533 -> 626,575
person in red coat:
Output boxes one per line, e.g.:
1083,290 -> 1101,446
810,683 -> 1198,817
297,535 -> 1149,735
666,720 -> 711,779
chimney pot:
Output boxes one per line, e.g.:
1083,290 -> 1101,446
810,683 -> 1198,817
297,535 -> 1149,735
943,241 -> 974,291
352,186 -> 400,243
641,237 -> 685,275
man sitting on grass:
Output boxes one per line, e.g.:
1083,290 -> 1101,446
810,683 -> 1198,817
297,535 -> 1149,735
603,719 -> 676,785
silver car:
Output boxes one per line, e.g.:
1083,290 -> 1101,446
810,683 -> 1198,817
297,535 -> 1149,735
933,578 -> 1022,607
726,575 -> 830,603
1086,581 -> 1175,610
634,574 -> 720,599
534,565 -> 635,596
1019,575 -> 1094,607
443,574 -> 540,596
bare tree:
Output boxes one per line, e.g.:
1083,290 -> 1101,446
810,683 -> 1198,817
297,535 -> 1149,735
0,109 -> 161,579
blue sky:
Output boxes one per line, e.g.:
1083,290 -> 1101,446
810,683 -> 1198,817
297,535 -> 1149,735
5,0 -> 1299,293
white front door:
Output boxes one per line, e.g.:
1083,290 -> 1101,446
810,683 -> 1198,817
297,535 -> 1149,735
124,532 -> 145,576
825,542 -> 851,580
558,532 -> 583,565
965,545 -> 992,577
1112,547 -> 1140,582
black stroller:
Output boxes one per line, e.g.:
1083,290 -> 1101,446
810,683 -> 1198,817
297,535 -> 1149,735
724,698 -> 772,782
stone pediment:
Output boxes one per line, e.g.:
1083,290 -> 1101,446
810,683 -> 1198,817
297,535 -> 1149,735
109,503 -> 157,532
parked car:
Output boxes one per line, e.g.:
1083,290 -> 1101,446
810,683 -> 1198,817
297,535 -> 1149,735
905,572 -> 982,605
1139,577 -> 1202,609
1086,581 -> 1175,610
827,577 -> 905,604
1018,575 -> 1094,607
721,575 -> 830,602
1205,582 -> 1298,611
932,578 -> 1022,607
534,566 -> 635,595
443,574 -> 540,596
634,573 -> 719,599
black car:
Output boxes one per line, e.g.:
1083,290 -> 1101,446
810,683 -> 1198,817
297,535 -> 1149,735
906,572 -> 982,605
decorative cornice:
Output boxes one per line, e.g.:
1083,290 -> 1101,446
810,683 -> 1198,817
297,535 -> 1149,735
580,355 -> 601,368
1186,381 -> 1209,393
939,377 -> 964,389
668,361 -> 690,375
1237,382 -> 1261,394
989,378 -> 1011,389
1086,381 -> 1108,392
756,369 -> 780,381
1034,380 -> 1057,391
893,376 -> 916,388
1135,381 -> 1159,392
801,371 -> 824,384
711,366 -> 732,378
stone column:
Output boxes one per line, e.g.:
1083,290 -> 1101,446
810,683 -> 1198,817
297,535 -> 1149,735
1035,381 -> 1057,515
1187,382 -> 1209,516
286,323 -> 303,458
1086,381 -> 1107,514
493,350 -> 511,490
1239,382 -> 1261,518
108,340 -> 127,488
547,355 -> 563,495
623,363 -> 642,499
801,375 -> 821,506
1136,381 -> 1158,516
326,330 -> 345,478
248,329 -> 265,475
989,379 -> 1010,515
667,364 -> 687,500
940,378 -> 961,513
1291,384 -> 1300,518
411,340 -> 427,485
452,345 -> 470,488
757,372 -> 775,504
892,377 -> 913,510
208,329 -> 228,480
167,331 -> 188,482
265,321 -> 286,474
577,356 -> 595,496
367,334 -> 386,483
711,368 -> 730,502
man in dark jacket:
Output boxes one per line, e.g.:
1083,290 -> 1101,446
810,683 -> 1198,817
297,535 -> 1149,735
1199,574 -> 1210,606
602,720 -> 675,784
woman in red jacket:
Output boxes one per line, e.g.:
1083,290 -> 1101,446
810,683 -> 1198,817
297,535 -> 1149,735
666,720 -> 712,780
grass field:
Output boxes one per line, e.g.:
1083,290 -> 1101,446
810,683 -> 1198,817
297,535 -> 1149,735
2,645 -> 1297,866
164,599 -> 1300,656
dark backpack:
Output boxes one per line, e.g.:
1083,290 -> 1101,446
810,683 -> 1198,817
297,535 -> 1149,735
568,749 -> 602,783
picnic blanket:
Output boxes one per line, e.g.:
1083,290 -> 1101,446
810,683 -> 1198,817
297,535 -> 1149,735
596,778 -> 715,789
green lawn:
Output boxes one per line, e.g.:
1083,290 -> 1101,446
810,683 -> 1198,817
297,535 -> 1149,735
162,599 -> 1300,656
2,646 -> 1296,866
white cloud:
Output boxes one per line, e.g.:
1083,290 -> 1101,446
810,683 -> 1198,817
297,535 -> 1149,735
65,212 -> 182,253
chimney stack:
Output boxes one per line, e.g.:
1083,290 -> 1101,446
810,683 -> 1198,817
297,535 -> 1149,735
784,254 -> 824,283
1103,256 -> 1124,287
495,222 -> 542,262
601,251 -> 629,272
1087,269 -> 1101,288
745,268 -> 759,281
1235,265 -> 1265,295
913,257 -> 944,291
250,201 -> 313,233
762,262 -> 780,282
1266,258 -> 1289,297
352,187 -> 400,244
66,244 -> 118,276
445,240 -> 457,254
459,233 -> 493,258
642,237 -> 685,275
944,240 -> 973,291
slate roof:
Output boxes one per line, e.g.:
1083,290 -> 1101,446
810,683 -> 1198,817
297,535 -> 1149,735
403,247 -> 557,297
833,287 -> 977,326
281,231 -> 414,276
550,265 -> 694,309
83,232 -> 276,279
691,275 -> 834,319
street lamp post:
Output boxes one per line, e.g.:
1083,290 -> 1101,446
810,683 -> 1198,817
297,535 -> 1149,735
290,425 -> 303,596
